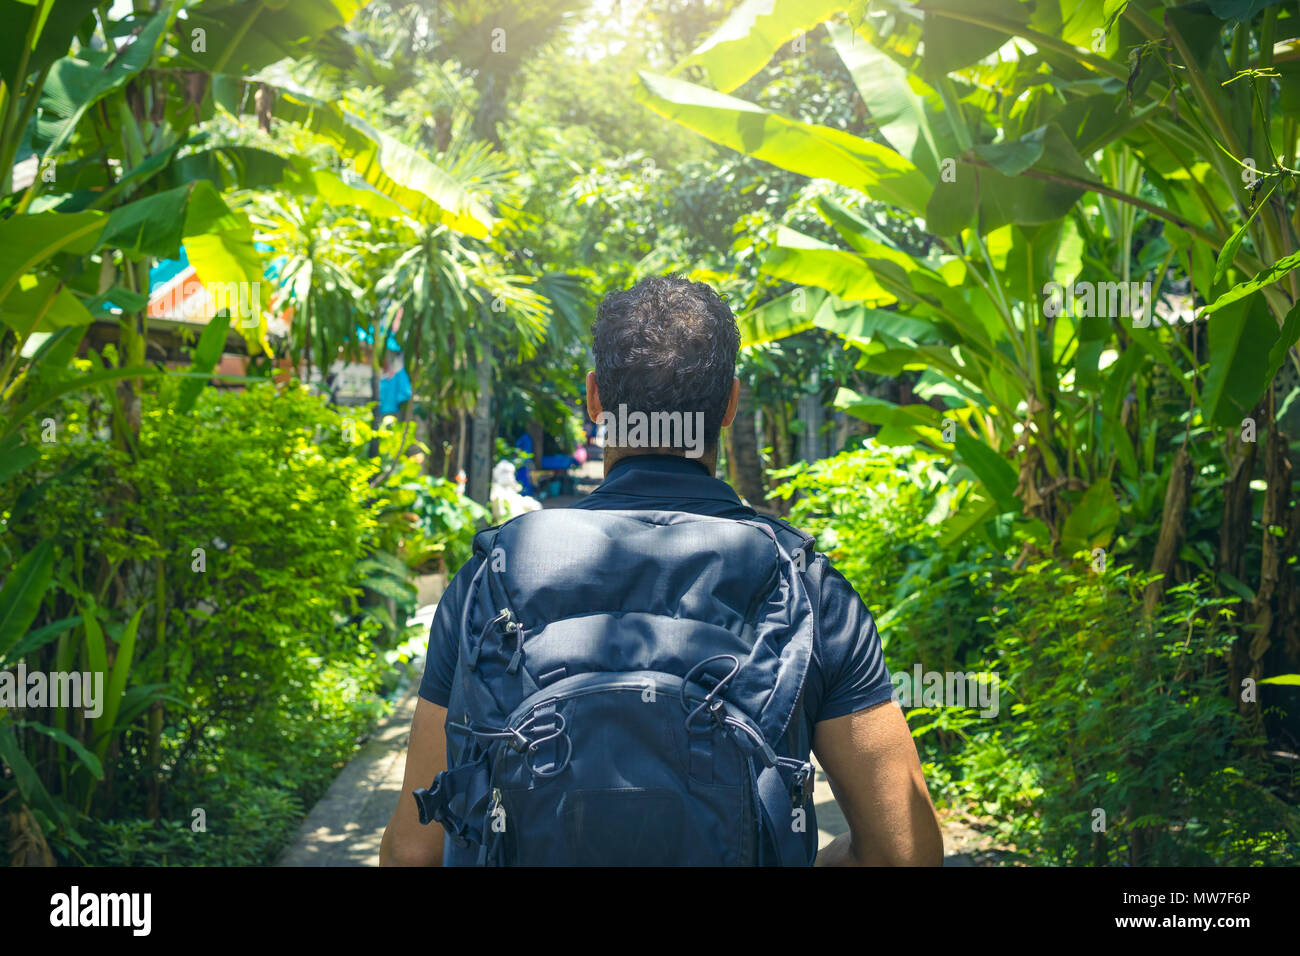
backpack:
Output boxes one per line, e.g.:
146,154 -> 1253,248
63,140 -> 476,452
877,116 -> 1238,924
412,507 -> 821,866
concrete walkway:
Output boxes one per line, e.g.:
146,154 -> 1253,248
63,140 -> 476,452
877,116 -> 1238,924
275,668 -> 423,866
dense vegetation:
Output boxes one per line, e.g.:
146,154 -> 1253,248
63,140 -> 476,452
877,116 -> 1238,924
2,0 -> 1298,865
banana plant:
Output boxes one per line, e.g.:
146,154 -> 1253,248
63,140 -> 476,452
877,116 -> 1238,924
638,0 -> 1300,555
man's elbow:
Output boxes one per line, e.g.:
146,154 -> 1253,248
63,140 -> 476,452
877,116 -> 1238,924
899,816 -> 945,866
380,823 -> 442,867
852,815 -> 945,866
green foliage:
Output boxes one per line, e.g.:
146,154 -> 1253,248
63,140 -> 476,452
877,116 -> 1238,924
780,446 -> 1298,864
977,566 -> 1297,865
0,380 -> 420,863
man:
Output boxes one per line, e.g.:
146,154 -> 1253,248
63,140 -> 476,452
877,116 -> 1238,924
381,275 -> 943,866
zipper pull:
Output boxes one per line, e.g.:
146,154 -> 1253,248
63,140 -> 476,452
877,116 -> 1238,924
502,608 -> 525,674
488,788 -> 506,833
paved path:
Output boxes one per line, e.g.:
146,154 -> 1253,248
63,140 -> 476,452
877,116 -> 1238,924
275,664 -> 423,866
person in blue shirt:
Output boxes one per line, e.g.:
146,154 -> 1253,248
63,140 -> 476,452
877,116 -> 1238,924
382,275 -> 943,866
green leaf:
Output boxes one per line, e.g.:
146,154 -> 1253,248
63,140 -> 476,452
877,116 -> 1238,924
1060,480 -> 1120,555
186,181 -> 262,285
265,87 -> 494,237
973,136 -> 1045,177
1258,674 -> 1300,686
761,228 -> 898,305
85,285 -> 148,318
282,159 -> 409,221
815,196 -> 932,274
98,185 -> 191,259
0,540 -> 54,661
91,606 -> 143,763
737,288 -> 825,347
953,432 -> 1020,514
1202,294 -> 1278,427
175,314 -> 232,415
0,365 -> 170,442
0,435 -> 39,484
637,70 -> 931,215
679,0 -> 843,93
938,490 -> 997,546
361,574 -> 417,607
113,683 -> 178,730
1264,299 -> 1300,382
827,20 -> 941,178
81,602 -> 106,683
1203,248 -> 1300,316
814,302 -> 937,343
0,0 -> 100,92
920,0 -> 1030,77
1213,183 -> 1276,288
1218,571 -> 1255,602
965,126 -> 1093,235
167,145 -> 291,191
0,723 -> 63,824
37,10 -> 168,157
0,273 -> 96,335
172,0 -> 365,76
835,388 -> 943,445
1207,0 -> 1287,22
355,552 -> 409,579
0,211 -> 105,313
1,615 -> 79,665
17,721 -> 102,779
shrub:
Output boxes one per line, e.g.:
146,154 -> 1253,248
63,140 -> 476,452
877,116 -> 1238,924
2,380 -> 423,863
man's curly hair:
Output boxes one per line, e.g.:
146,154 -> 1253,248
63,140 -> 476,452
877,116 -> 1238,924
591,275 -> 740,452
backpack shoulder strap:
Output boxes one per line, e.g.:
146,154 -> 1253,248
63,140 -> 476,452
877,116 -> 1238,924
748,513 -> 815,569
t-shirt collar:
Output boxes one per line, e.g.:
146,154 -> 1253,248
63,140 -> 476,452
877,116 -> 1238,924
593,453 -> 744,505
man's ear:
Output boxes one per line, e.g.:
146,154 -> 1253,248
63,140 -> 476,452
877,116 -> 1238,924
721,376 -> 740,428
586,371 -> 602,421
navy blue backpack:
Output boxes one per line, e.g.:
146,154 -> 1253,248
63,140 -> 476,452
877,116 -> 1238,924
413,507 -> 820,866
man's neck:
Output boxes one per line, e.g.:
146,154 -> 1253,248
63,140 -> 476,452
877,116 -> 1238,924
603,448 -> 718,478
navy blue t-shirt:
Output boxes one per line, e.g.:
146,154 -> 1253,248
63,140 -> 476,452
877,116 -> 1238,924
419,454 -> 893,728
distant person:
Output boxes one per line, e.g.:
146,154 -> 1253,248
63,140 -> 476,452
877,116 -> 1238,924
382,275 -> 943,866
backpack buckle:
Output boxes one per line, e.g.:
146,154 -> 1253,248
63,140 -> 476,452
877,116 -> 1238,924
789,762 -> 814,807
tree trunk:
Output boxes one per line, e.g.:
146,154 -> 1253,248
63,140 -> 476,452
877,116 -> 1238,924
1218,419 -> 1259,582
1143,444 -> 1192,616
467,350 -> 493,504
796,367 -> 823,464
727,379 -> 768,511
1241,394 -> 1298,735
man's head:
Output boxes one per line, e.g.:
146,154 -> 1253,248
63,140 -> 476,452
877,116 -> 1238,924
587,275 -> 740,473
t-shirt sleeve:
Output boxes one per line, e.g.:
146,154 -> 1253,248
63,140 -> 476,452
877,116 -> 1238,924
814,561 -> 894,721
417,556 -> 480,707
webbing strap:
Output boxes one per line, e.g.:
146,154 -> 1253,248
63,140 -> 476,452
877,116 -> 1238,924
753,759 -> 815,867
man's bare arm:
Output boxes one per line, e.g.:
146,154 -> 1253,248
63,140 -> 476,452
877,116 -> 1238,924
380,697 -> 448,866
812,700 -> 944,866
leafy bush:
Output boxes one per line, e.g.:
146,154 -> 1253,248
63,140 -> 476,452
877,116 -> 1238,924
397,474 -> 489,575
1,380 -> 424,864
777,444 -> 1299,865
977,564 -> 1297,865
